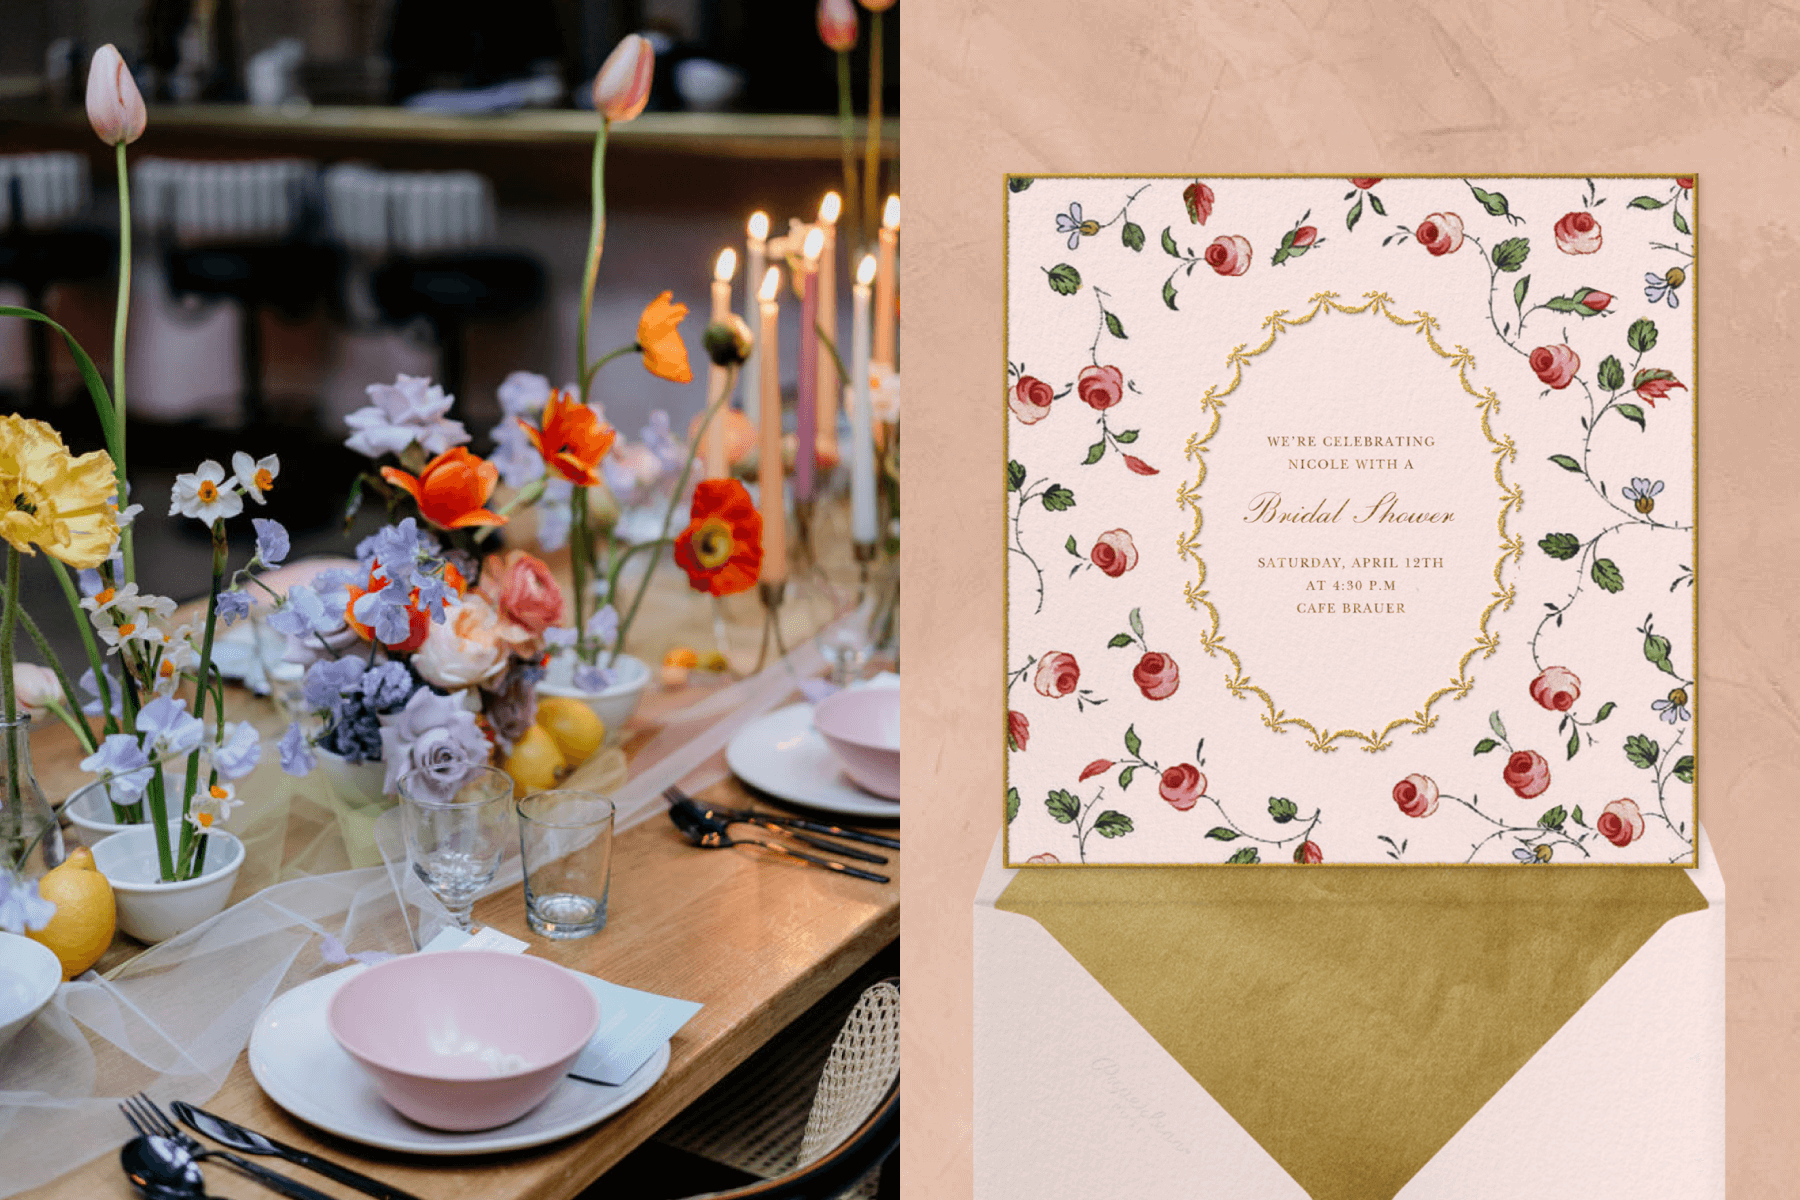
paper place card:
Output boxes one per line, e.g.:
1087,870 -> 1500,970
1004,175 -> 1697,867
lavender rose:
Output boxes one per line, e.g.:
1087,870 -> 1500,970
379,687 -> 490,799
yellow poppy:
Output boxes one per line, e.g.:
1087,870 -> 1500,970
637,291 -> 694,384
0,415 -> 119,569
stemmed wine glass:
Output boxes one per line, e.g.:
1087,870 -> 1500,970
398,765 -> 516,932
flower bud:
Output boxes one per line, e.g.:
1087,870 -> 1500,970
86,45 -> 146,147
593,34 -> 654,123
818,0 -> 859,50
703,314 -> 755,367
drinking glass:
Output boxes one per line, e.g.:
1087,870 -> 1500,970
398,765 -> 516,932
516,790 -> 615,939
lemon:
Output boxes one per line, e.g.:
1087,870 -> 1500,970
28,847 -> 115,980
504,724 -> 568,794
535,697 -> 605,766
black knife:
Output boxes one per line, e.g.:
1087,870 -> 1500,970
172,1101 -> 424,1200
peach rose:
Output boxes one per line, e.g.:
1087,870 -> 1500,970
1133,651 -> 1179,700
1554,210 -> 1602,255
1415,212 -> 1465,256
1011,375 -> 1056,424
1503,749 -> 1551,799
1204,234 -> 1252,276
481,550 -> 564,634
1529,666 -> 1581,713
1076,365 -> 1124,411
1025,852 -> 1060,864
1158,763 -> 1205,811
1597,798 -> 1645,847
1293,840 -> 1323,864
1530,343 -> 1580,390
412,595 -> 508,691
1033,652 -> 1080,699
1090,530 -> 1138,577
1393,773 -> 1439,818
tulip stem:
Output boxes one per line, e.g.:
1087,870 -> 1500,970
862,11 -> 884,249
576,120 -> 611,398
835,50 -> 861,253
112,141 -> 135,581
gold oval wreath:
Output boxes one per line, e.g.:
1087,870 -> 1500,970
1177,290 -> 1524,754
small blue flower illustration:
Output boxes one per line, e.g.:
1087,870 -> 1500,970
1643,266 -> 1685,308
1054,202 -> 1101,250
1621,477 -> 1664,515
1651,686 -> 1691,724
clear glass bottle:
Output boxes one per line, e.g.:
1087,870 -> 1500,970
1,716 -> 64,878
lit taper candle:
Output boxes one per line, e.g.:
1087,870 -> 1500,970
740,211 -> 769,424
850,253 -> 877,546
795,225 -> 825,503
873,194 -> 899,369
705,247 -> 737,478
757,266 -> 787,585
814,191 -> 842,466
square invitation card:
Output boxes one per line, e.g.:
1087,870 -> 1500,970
1003,175 -> 1697,866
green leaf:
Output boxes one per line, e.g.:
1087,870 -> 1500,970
1113,429 -> 1139,444
1572,805 -> 1586,826
1567,726 -> 1580,760
1539,805 -> 1567,829
1226,847 -> 1260,865
1104,310 -> 1127,340
1268,797 -> 1298,824
1514,275 -> 1530,310
1118,765 -> 1136,791
1007,460 -> 1026,491
1549,454 -> 1584,473
1673,208 -> 1690,235
1544,291 -> 1604,315
1040,484 -> 1076,512
1369,193 -> 1386,216
1008,177 -> 1034,193
0,306 -> 120,462
1591,558 -> 1624,593
1082,441 -> 1107,465
1674,755 -> 1695,784
1643,629 -> 1677,675
1468,183 -> 1512,217
1006,787 -> 1020,823
1121,221 -> 1146,252
1346,196 -> 1363,231
1124,725 -> 1142,757
1160,226 -> 1180,257
1205,827 -> 1240,841
1492,237 -> 1530,272
1107,633 -> 1135,648
1597,355 -> 1625,392
1065,534 -> 1079,556
1129,608 -> 1145,641
1489,711 -> 1508,742
1093,810 -> 1134,838
1162,278 -> 1179,311
1596,701 -> 1615,721
1628,195 -> 1666,209
1616,403 -> 1647,431
1046,264 -> 1081,295
1627,317 -> 1659,353
1474,737 -> 1500,755
1047,790 -> 1081,824
1624,734 -> 1660,769
1539,532 -> 1581,560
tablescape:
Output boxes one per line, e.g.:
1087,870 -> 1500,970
397,765 -> 515,933
811,686 -> 900,800
171,1101 -> 424,1200
516,789 -> 616,940
121,1092 -> 335,1200
0,931 -> 59,1055
667,800 -> 889,884
724,703 -> 901,820
663,792 -> 887,865
89,822 -> 244,944
668,794 -> 899,851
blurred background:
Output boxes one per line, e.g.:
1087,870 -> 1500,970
0,0 -> 898,664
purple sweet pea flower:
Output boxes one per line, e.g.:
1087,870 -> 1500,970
0,873 -> 55,934
209,720 -> 262,781
136,696 -> 205,758
344,374 -> 469,459
252,518 -> 290,567
278,720 -> 317,776
80,733 -> 154,799
215,589 -> 253,627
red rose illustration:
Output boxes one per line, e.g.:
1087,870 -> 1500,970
1133,651 -> 1180,700
1350,177 -> 1382,189
1158,763 -> 1205,811
1415,212 -> 1465,256
1025,852 -> 1060,864
1393,772 -> 1439,818
1291,225 -> 1318,248
1010,375 -> 1055,425
1089,529 -> 1139,577
1183,180 -> 1215,225
1121,455 -> 1159,476
1579,290 -> 1612,313
1079,759 -> 1113,782
1033,651 -> 1080,699
1204,235 -> 1252,276
1530,343 -> 1580,390
1529,666 -> 1581,713
1076,364 -> 1124,411
1597,798 -> 1646,848
1294,840 -> 1324,864
1007,709 -> 1029,751
1634,370 -> 1687,406
1553,210 -> 1603,255
1676,176 -> 1693,190
1503,749 -> 1551,799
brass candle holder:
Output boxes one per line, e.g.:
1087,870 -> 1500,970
754,579 -> 789,673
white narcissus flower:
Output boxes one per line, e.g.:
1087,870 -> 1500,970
593,34 -> 654,123
86,45 -> 146,146
232,452 -> 280,505
170,461 -> 243,524
12,663 -> 61,711
151,625 -> 201,696
186,781 -> 242,834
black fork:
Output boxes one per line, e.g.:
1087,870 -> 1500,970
122,1094 -> 333,1200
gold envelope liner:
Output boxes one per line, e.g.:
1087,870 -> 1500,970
1179,291 -> 1522,754
998,864 -> 1706,1200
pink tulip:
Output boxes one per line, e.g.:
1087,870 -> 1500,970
593,34 -> 654,123
818,0 -> 859,50
86,45 -> 146,147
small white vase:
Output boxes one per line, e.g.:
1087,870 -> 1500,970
89,823 -> 245,944
538,653 -> 651,745
63,768 -> 187,839
314,747 -> 391,805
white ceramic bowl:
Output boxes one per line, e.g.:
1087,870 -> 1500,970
0,932 -> 61,1055
90,823 -> 246,943
64,768 -> 186,838
812,687 -> 901,800
539,653 -> 651,746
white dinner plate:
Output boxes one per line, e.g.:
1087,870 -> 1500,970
248,966 -> 670,1155
725,703 -> 900,820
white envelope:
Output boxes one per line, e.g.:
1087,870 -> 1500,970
974,830 -> 1724,1198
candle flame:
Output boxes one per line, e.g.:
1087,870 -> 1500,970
803,227 -> 826,260
819,191 -> 842,223
759,266 -> 782,302
856,253 -> 878,286
748,211 -> 770,240
714,247 -> 737,282
883,194 -> 901,230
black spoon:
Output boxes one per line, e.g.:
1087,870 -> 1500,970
120,1134 -> 229,1200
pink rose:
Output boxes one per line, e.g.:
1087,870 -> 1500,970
1293,840 -> 1323,864
1597,798 -> 1645,848
1393,773 -> 1439,818
1554,210 -> 1602,255
488,550 -> 564,634
1158,763 -> 1205,811
1033,652 -> 1080,698
1529,666 -> 1581,713
1089,529 -> 1138,577
1415,212 -> 1465,256
1503,749 -> 1551,799
1133,651 -> 1179,700
1078,759 -> 1113,782
1530,343 -> 1580,390
1007,710 -> 1029,751
1026,852 -> 1060,864
1076,365 -> 1124,411
1204,235 -> 1252,276
1010,375 -> 1055,424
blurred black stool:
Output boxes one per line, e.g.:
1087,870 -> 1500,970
371,250 -> 544,409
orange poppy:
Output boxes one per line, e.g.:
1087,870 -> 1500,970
672,479 -> 763,597
380,447 -> 506,530
518,390 -> 616,487
637,291 -> 693,384
344,559 -> 466,653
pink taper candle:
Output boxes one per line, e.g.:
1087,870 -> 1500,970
814,192 -> 841,465
873,195 -> 899,369
795,226 -> 825,503
757,267 -> 787,585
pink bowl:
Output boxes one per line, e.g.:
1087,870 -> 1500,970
327,951 -> 599,1131
812,687 -> 901,800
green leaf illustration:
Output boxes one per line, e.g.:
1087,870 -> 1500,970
1007,460 -> 1026,491
1008,177 -> 1034,193
1160,226 -> 1180,257
1539,532 -> 1581,560
1083,441 -> 1106,465
1104,310 -> 1127,340
1346,196 -> 1364,231
1119,765 -> 1136,791
1673,208 -> 1690,235
1064,534 -> 1079,556
1549,454 -> 1583,473
1205,827 -> 1240,841
1492,237 -> 1530,272
1627,317 -> 1659,353
1124,724 -> 1142,757
1624,734 -> 1660,769
1674,755 -> 1695,784
1369,193 -> 1386,216
1040,484 -> 1076,512
1006,787 -> 1020,823
1591,558 -> 1624,593
1226,847 -> 1260,864
1162,278 -> 1179,311
1129,607 -> 1145,641
1474,737 -> 1500,755
1595,701 -> 1616,721
1597,355 -> 1625,392
1514,274 -> 1530,310
1468,183 -> 1512,217
1616,403 -> 1647,431
1093,811 -> 1134,838
1539,805 -> 1567,829
1046,263 -> 1081,295
1107,633 -> 1135,648
1566,726 -> 1580,760
1572,805 -> 1586,826
1047,790 -> 1081,824
1643,628 -> 1677,676
1113,429 -> 1139,443
1268,797 -> 1298,824
1628,195 -> 1666,209
1122,221 -> 1146,252
1490,711 -> 1508,742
